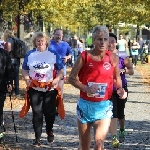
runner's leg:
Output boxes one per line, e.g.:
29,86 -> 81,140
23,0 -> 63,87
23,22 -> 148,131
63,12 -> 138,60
93,119 -> 111,150
77,119 -> 92,150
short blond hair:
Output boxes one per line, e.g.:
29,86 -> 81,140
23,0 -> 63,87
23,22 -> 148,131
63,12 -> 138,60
3,29 -> 14,42
32,32 -> 49,48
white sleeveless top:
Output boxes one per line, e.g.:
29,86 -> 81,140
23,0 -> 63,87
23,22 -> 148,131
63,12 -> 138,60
118,39 -> 126,52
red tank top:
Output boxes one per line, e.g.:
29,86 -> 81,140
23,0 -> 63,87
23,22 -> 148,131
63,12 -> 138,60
79,50 -> 114,102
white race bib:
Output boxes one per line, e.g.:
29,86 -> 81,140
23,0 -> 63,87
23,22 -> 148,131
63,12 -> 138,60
87,82 -> 107,98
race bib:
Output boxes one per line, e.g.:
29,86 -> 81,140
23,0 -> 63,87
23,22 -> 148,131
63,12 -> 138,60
87,82 -> 107,98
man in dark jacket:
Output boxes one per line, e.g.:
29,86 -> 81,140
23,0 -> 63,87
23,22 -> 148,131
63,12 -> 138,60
4,29 -> 20,97
0,47 -> 13,143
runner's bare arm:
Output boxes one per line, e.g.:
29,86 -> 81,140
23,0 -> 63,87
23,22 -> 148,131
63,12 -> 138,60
22,69 -> 29,80
124,57 -> 134,75
56,69 -> 64,80
22,69 -> 30,86
68,55 -> 87,92
112,54 -> 122,89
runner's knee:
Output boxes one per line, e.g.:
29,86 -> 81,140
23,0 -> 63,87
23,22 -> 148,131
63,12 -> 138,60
95,139 -> 103,149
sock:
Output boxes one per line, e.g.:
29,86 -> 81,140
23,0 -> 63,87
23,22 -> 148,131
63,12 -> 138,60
112,135 -> 117,139
120,128 -> 125,132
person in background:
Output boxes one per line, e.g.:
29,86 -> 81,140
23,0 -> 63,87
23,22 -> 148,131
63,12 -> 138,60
69,34 -> 78,64
69,25 -> 127,150
3,29 -> 20,97
22,32 -> 64,147
131,38 -> 140,67
86,35 -> 93,49
79,37 -> 83,43
138,37 -> 144,63
128,38 -> 132,58
109,33 -> 134,148
49,28 -> 72,96
148,40 -> 150,52
0,33 -> 7,50
49,34 -> 54,41
117,33 -> 128,52
77,37 -> 84,54
0,46 -> 13,143
0,33 -> 4,43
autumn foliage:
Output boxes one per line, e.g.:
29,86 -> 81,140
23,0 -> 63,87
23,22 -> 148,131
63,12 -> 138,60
0,0 -> 149,33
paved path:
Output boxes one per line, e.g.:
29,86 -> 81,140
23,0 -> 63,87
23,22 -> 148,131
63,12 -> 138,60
2,70 -> 150,149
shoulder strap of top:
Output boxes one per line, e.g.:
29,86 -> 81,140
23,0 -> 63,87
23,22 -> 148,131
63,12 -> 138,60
106,50 -> 114,66
78,51 -> 88,80
81,50 -> 88,66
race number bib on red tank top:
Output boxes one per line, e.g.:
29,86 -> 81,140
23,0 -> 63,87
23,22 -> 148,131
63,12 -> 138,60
87,82 -> 107,98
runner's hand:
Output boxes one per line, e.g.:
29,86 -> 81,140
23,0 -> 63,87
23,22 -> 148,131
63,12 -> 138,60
117,88 -> 127,99
7,84 -> 12,92
52,78 -> 59,88
85,84 -> 99,94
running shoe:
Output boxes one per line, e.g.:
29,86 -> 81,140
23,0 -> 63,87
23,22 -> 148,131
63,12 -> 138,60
119,129 -> 125,143
47,131 -> 54,143
112,135 -> 119,148
0,133 -> 4,144
33,139 -> 41,147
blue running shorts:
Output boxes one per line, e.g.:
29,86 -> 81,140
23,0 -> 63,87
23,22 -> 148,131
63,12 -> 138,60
76,98 -> 113,124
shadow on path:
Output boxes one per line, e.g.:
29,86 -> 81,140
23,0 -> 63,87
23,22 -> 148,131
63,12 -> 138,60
1,109 -> 150,149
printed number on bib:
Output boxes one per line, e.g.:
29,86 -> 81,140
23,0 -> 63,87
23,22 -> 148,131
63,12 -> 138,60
87,82 -> 107,98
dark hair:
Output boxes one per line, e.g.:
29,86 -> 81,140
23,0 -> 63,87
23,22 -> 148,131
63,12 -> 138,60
53,28 -> 63,34
109,33 -> 117,43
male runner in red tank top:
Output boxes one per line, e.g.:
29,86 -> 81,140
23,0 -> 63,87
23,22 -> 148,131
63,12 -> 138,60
69,25 -> 127,150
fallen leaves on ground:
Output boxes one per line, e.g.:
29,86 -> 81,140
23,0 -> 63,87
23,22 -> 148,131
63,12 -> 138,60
136,64 -> 150,91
